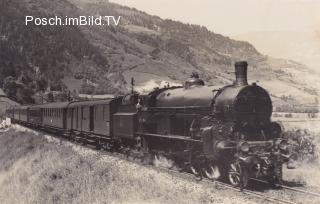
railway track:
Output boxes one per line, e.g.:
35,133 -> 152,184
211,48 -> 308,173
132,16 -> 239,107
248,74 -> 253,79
10,124 -> 320,204
159,168 -> 298,204
250,178 -> 320,203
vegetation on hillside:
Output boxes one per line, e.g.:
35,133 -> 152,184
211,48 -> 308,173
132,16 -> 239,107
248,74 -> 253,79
0,0 -> 317,109
0,0 -> 123,103
0,127 -> 262,204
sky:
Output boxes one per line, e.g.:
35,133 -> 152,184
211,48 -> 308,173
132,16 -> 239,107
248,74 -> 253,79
110,0 -> 320,36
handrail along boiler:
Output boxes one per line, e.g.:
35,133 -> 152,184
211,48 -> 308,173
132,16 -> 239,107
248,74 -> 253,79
6,61 -> 291,188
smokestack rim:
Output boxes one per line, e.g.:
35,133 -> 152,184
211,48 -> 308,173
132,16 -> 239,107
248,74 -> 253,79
234,61 -> 248,68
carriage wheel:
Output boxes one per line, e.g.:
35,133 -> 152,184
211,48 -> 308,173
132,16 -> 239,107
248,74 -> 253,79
95,140 -> 102,150
228,162 -> 248,188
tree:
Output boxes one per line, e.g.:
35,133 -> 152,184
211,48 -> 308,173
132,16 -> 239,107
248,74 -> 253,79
3,76 -> 17,100
36,76 -> 48,92
47,92 -> 54,102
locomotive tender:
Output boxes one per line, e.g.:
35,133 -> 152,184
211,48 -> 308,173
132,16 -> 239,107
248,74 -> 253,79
6,61 -> 290,188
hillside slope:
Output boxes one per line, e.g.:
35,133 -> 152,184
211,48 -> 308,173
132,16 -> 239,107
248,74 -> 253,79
0,0 -> 126,103
0,0 -> 317,109
234,31 -> 320,74
69,0 -> 319,108
0,126 -> 262,204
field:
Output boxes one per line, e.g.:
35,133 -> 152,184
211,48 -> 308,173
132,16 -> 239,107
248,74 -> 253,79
272,112 -> 320,132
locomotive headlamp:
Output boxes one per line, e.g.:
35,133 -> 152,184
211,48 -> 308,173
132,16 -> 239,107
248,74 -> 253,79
279,141 -> 288,151
238,141 -> 250,152
275,139 -> 288,151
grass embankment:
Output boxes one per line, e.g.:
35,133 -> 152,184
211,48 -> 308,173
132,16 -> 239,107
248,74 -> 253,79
0,126 -> 259,204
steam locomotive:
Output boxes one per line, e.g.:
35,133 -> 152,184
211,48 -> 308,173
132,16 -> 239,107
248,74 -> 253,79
6,61 -> 291,188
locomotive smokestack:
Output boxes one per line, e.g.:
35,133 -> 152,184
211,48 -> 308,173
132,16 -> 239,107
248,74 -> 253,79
234,61 -> 248,86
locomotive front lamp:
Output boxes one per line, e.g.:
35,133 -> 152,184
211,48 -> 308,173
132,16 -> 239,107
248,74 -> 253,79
279,140 -> 289,151
275,139 -> 289,151
238,141 -> 250,153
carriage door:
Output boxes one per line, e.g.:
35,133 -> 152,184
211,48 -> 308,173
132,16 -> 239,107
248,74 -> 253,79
70,108 -> 74,129
62,109 -> 66,129
89,106 -> 94,131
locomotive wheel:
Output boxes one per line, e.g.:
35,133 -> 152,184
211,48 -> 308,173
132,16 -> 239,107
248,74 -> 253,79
204,164 -> 220,180
228,162 -> 248,188
190,166 -> 199,175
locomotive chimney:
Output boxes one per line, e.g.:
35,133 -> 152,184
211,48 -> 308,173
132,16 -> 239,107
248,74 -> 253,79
234,61 -> 248,86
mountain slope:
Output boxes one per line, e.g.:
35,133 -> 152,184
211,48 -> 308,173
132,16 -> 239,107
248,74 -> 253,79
69,0 -> 317,109
0,0 -> 317,110
234,30 -> 320,74
0,0 -> 126,103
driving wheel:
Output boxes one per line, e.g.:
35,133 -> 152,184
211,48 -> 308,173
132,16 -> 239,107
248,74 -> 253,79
228,161 -> 248,188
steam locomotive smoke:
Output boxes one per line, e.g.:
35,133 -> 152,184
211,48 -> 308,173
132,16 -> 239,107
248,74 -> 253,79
212,165 -> 221,179
153,155 -> 178,170
135,80 -> 182,94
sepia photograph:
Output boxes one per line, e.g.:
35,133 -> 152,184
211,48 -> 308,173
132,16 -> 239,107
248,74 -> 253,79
0,0 -> 319,203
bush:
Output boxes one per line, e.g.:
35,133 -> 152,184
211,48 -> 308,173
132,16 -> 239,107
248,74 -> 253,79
283,129 -> 317,162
